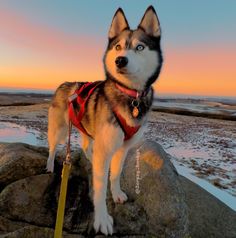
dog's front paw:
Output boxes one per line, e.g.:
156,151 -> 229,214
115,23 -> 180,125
112,189 -> 128,204
94,211 -> 113,235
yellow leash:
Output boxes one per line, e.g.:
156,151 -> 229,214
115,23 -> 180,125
54,122 -> 72,238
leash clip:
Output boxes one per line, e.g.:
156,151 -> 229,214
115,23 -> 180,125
65,154 -> 71,164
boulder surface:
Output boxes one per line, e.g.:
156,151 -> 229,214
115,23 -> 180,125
0,142 -> 235,237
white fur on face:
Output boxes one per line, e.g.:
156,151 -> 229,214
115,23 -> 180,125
105,36 -> 159,90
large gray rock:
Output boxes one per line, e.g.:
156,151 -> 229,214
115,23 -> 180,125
0,222 -> 82,238
0,143 -> 47,188
109,140 -> 188,237
180,176 -> 236,238
0,226 -> 55,238
0,148 -> 93,230
0,174 -> 55,226
0,141 -> 235,237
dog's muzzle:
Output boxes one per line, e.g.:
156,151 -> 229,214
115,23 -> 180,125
115,56 -> 128,68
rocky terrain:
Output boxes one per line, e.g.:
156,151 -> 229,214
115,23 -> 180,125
0,141 -> 236,237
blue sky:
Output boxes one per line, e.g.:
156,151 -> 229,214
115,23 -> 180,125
1,0 -> 236,47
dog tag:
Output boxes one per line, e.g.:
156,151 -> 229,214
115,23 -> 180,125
132,99 -> 140,118
132,107 -> 139,118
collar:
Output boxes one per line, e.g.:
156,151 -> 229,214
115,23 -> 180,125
115,83 -> 149,99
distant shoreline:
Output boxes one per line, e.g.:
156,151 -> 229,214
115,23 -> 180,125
0,92 -> 235,121
0,88 -> 54,94
0,92 -> 53,96
153,107 -> 236,121
0,92 -> 52,106
153,97 -> 236,121
1,88 -> 236,100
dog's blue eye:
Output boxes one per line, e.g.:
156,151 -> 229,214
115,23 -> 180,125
115,44 -> 122,51
136,45 -> 145,51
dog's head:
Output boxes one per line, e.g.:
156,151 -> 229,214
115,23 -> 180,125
104,6 -> 163,90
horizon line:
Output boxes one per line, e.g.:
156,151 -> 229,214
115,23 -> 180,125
0,86 -> 236,100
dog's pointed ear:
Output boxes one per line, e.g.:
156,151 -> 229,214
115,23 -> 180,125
108,8 -> 130,39
138,6 -> 161,37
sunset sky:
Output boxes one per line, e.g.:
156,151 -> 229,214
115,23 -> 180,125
0,0 -> 235,97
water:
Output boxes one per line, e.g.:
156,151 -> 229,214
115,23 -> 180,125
0,122 -> 47,146
0,122 -> 81,148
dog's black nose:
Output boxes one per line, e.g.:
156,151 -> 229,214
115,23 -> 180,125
115,56 -> 128,68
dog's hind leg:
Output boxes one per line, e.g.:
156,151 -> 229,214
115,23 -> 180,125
47,127 -> 67,172
47,144 -> 57,173
46,106 -> 68,172
110,145 -> 129,203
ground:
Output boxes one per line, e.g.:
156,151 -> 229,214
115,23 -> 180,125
0,93 -> 235,197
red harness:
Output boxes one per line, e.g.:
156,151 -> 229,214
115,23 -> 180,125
113,109 -> 140,140
68,82 -> 140,141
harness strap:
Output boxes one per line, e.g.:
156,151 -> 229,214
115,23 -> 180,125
69,104 -> 90,136
113,109 -> 141,141
69,82 -> 101,137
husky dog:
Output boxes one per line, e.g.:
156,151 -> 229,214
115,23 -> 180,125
47,6 -> 163,235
